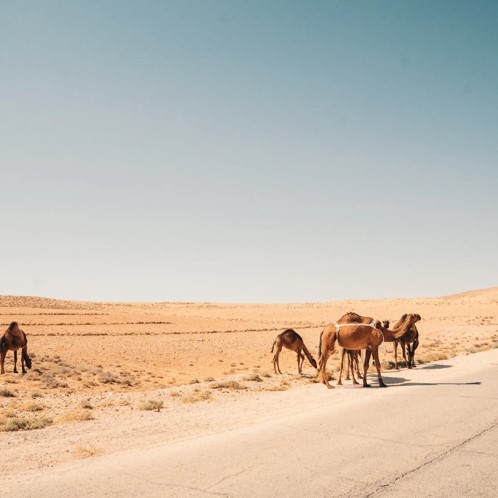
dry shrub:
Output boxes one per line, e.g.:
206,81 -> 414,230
243,374 -> 263,382
59,410 -> 94,423
211,380 -> 246,390
203,376 -> 215,382
21,402 -> 45,412
80,401 -> 94,410
182,390 -> 212,403
0,389 -> 15,398
0,416 -> 53,432
139,399 -> 164,412
98,371 -> 134,386
265,383 -> 290,392
74,445 -> 102,459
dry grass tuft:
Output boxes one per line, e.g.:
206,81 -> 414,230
0,416 -> 53,432
211,380 -> 246,390
243,373 -> 263,382
21,402 -> 46,412
59,410 -> 94,423
182,390 -> 212,403
0,389 -> 16,398
74,445 -> 102,459
139,399 -> 164,412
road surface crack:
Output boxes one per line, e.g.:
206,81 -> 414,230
362,419 -> 498,497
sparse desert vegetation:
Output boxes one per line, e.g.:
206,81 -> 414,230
0,289 -> 497,452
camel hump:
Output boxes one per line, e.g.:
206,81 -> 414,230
7,322 -> 23,339
282,329 -> 303,342
337,313 -> 374,325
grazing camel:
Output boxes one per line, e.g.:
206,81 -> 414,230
271,329 -> 317,374
318,313 -> 421,389
1,322 -> 32,374
393,323 -> 420,369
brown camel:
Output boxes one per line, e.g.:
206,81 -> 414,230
271,329 -> 317,374
318,313 -> 421,389
344,319 -> 389,382
1,322 -> 32,374
393,323 -> 420,369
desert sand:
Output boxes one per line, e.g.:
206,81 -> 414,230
1,288 -> 497,476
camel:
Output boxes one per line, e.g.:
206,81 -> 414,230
344,319 -> 388,381
393,323 -> 420,369
0,322 -> 32,375
318,313 -> 421,389
271,329 -> 317,375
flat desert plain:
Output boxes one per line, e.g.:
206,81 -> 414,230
1,288 -> 498,476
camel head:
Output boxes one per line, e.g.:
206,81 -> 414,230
309,357 -> 318,369
393,313 -> 421,338
382,320 -> 390,329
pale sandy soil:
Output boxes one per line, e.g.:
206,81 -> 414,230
1,288 -> 497,476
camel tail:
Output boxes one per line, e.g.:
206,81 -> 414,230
271,340 -> 276,354
0,335 -> 7,353
318,330 -> 324,357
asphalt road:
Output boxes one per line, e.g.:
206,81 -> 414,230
6,349 -> 498,497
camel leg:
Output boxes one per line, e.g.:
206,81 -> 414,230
345,350 -> 351,381
401,340 -> 408,367
372,348 -> 386,387
355,352 -> 363,379
21,349 -> 26,374
394,340 -> 399,370
363,350 -> 372,387
273,348 -> 282,374
350,352 -> 359,385
318,332 -> 335,389
411,338 -> 419,368
337,348 -> 346,386
0,350 -> 5,374
297,350 -> 304,375
319,352 -> 333,388
406,343 -> 413,369
13,350 -> 18,373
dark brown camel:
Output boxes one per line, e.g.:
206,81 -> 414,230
393,323 -> 420,369
1,322 -> 32,374
271,329 -> 317,374
318,313 -> 421,388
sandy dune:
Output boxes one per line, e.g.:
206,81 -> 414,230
0,288 -> 497,476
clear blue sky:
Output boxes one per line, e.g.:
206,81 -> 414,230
1,1 -> 497,302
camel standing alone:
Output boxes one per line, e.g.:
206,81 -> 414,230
271,329 -> 317,374
0,322 -> 32,374
394,323 -> 419,369
318,313 -> 421,388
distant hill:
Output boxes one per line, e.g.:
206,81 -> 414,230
0,295 -> 102,310
441,287 -> 498,300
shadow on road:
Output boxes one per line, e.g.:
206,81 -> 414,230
381,376 -> 481,387
419,363 -> 453,370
